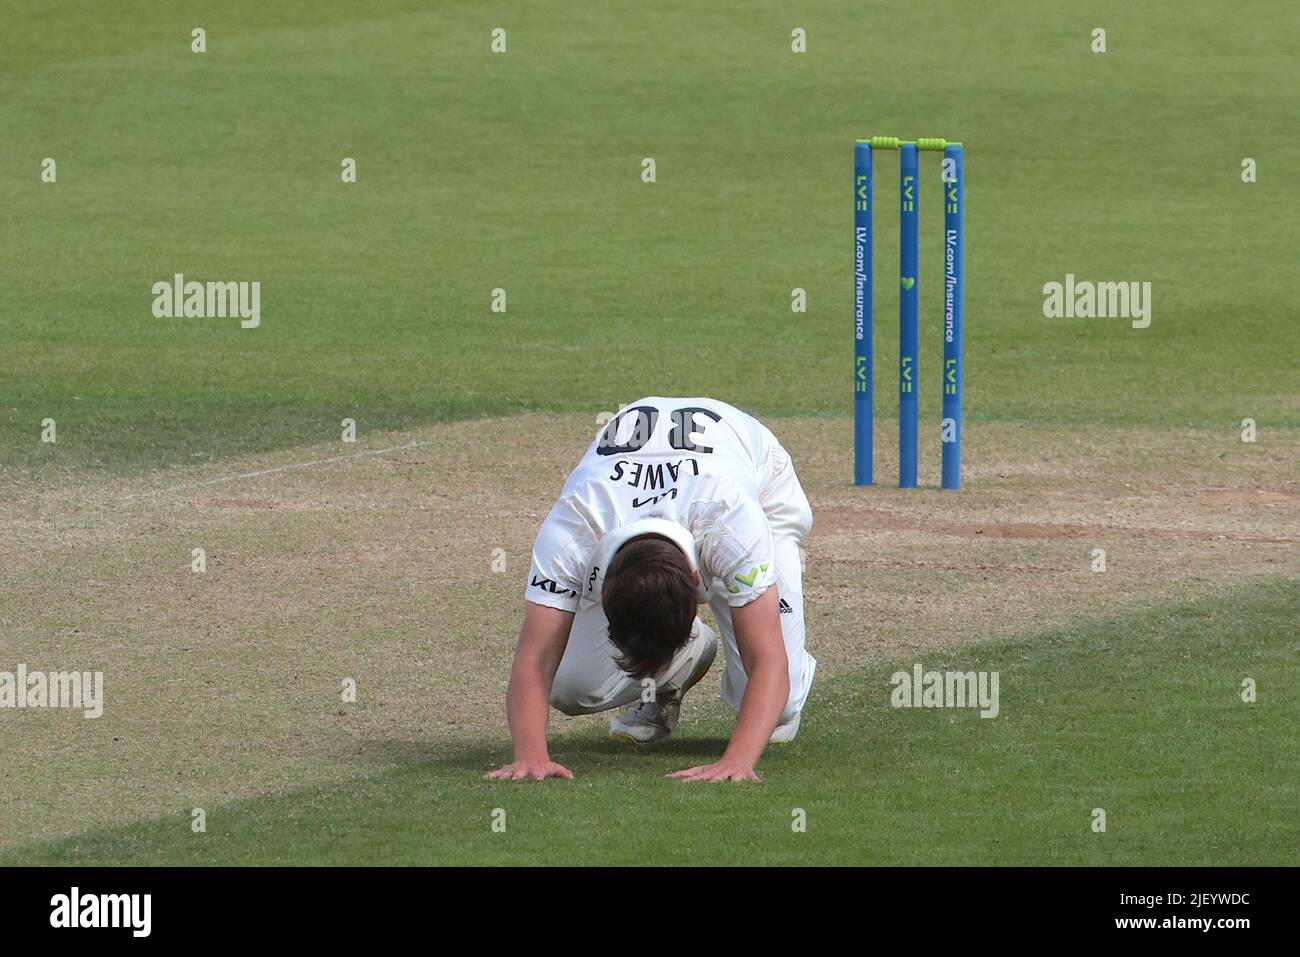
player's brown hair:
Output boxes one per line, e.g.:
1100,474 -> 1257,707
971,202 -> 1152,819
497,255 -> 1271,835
602,534 -> 697,680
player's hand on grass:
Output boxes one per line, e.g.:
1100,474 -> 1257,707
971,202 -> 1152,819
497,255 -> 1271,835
485,758 -> 574,781
666,759 -> 761,783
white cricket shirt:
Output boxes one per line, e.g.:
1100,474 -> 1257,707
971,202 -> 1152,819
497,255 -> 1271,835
525,397 -> 780,612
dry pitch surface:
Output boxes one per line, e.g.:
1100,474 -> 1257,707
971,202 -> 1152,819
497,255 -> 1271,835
1,414 -> 1295,848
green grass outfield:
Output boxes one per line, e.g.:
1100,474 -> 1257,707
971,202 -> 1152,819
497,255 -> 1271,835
3,0 -> 1298,471
6,582 -> 1295,866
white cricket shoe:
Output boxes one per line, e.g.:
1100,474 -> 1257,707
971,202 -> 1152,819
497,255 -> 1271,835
610,622 -> 717,745
609,694 -> 684,745
767,710 -> 802,745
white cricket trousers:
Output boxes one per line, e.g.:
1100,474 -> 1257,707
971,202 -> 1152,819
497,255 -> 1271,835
549,441 -> 815,724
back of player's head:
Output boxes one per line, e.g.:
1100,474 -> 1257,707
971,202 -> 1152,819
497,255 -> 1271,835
602,534 -> 697,680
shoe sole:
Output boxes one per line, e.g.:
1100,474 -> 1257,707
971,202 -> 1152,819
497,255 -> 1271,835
609,729 -> 668,746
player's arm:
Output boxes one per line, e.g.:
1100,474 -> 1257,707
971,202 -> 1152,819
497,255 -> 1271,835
485,600 -> 575,780
668,587 -> 788,782
723,587 -> 790,761
670,494 -> 786,782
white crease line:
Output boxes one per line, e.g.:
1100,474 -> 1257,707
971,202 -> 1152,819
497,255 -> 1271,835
124,440 -> 426,500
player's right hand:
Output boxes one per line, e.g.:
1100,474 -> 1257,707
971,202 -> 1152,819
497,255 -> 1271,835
484,759 -> 574,781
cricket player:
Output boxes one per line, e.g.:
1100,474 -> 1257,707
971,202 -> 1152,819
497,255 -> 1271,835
485,397 -> 815,783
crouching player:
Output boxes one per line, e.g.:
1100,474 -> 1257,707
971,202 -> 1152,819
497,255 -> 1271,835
485,397 -> 815,783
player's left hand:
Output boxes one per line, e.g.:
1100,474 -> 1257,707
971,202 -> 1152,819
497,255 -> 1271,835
666,759 -> 762,783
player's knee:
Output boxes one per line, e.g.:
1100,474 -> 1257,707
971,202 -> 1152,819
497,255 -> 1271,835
778,652 -> 814,724
548,678 -> 583,715
549,695 -> 585,716
549,678 -> 603,716
548,692 -> 586,716
778,696 -> 801,726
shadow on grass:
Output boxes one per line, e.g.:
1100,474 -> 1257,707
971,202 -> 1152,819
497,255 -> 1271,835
4,581 -> 1295,865
396,727 -> 737,777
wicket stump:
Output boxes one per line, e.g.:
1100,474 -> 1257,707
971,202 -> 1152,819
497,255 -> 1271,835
853,136 -> 964,489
